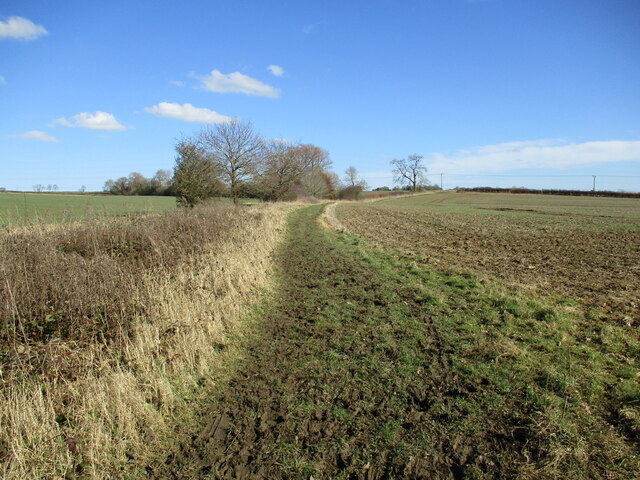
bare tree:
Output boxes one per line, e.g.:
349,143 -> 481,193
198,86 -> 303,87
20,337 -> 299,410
104,176 -> 130,195
259,140 -> 302,200
286,144 -> 333,198
173,138 -> 223,208
340,166 -> 368,200
292,144 -> 332,171
343,166 -> 368,189
127,172 -> 148,195
391,154 -> 428,191
198,120 -> 264,204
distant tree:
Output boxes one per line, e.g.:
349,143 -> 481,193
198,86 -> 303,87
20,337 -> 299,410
322,170 -> 341,200
343,166 -> 368,189
103,170 -> 173,196
289,144 -> 333,199
103,176 -> 130,195
293,144 -> 332,171
299,169 -> 333,199
258,140 -> 302,201
150,169 -> 173,195
173,138 -> 223,208
391,154 -> 428,191
46,184 -> 53,192
198,120 -> 264,204
33,184 -> 44,193
170,124 -> 336,203
127,172 -> 149,195
340,166 -> 368,200
79,185 -> 86,194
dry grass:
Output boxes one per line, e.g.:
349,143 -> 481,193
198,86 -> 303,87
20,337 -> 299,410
0,202 -> 299,478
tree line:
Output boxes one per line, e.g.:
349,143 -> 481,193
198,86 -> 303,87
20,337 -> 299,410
104,119 -> 433,205
103,170 -> 174,196
172,120 -> 343,206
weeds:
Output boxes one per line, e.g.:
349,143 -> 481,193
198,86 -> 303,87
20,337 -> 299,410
0,202 -> 298,478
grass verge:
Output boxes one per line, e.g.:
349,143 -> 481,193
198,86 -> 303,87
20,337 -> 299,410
0,202 -> 299,478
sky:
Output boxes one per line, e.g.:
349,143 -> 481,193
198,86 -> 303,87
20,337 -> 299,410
1,0 -> 639,192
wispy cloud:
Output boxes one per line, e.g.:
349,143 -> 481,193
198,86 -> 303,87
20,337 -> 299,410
50,111 -> 126,131
169,80 -> 185,87
267,137 -> 292,144
0,16 -> 48,41
19,130 -> 60,142
193,70 -> 280,98
145,102 -> 232,123
268,65 -> 284,77
301,24 -> 316,34
427,139 -> 640,173
0,75 -> 6,85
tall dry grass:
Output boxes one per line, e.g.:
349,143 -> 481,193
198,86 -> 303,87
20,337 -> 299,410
0,202 -> 299,478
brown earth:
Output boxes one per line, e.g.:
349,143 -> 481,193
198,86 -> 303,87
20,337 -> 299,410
150,205 -> 541,479
336,202 -> 640,325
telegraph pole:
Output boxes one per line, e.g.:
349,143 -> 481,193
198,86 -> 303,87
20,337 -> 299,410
440,173 -> 443,190
592,175 -> 596,192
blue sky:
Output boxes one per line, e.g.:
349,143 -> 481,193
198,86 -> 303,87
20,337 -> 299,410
1,0 -> 639,192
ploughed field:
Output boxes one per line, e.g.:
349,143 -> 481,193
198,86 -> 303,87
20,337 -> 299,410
337,192 -> 640,325
155,200 -> 639,479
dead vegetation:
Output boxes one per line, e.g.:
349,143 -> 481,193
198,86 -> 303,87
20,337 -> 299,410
0,202 -> 299,478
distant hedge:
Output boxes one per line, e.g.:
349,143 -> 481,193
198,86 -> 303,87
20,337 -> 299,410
460,187 -> 640,199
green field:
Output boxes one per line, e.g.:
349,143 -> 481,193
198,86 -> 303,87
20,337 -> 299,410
0,192 -> 177,225
375,190 -> 640,222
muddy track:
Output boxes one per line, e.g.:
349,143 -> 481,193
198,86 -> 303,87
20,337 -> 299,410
152,205 -> 533,479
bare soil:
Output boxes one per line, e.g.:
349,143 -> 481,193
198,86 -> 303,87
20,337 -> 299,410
151,206 -> 533,479
149,203 -> 639,479
337,201 -> 640,325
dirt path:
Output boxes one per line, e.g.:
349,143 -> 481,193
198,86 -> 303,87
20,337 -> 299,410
152,204 -> 638,479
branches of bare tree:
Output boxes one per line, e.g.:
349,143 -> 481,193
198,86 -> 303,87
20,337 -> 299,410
199,120 -> 265,204
391,154 -> 428,191
170,121 -> 335,205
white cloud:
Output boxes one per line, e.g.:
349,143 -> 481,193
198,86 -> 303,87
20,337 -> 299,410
169,80 -> 185,87
301,24 -> 315,34
19,130 -> 60,142
0,16 -> 48,41
268,65 -> 284,77
0,75 -> 6,85
145,102 -> 232,123
427,139 -> 640,173
50,111 -> 126,131
195,70 -> 280,98
267,137 -> 292,144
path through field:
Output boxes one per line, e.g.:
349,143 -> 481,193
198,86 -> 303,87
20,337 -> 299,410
153,204 -> 639,479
